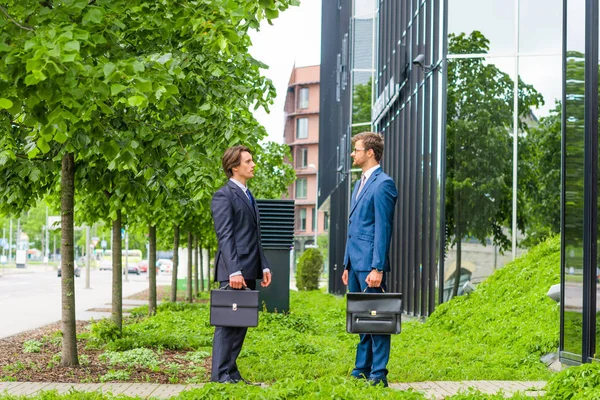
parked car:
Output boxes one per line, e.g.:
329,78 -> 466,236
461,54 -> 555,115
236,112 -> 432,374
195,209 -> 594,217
99,259 -> 112,271
137,260 -> 149,273
57,261 -> 81,278
125,263 -> 141,275
157,259 -> 173,273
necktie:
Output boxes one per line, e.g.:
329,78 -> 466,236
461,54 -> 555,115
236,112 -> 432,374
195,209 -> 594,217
356,174 -> 367,199
246,188 -> 255,206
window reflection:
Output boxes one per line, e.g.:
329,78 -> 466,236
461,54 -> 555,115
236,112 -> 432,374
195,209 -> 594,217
444,49 -> 522,299
448,0 -> 515,55
519,0 -> 562,54
563,50 -> 585,357
517,56 -> 562,253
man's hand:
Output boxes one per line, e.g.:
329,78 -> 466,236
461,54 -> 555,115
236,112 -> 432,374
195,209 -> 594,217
261,270 -> 272,287
342,269 -> 349,286
229,274 -> 246,289
365,269 -> 383,288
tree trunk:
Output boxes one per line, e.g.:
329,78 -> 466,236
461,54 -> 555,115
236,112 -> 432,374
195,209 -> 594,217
60,152 -> 78,366
187,231 -> 193,303
170,225 -> 179,302
193,235 -> 199,298
112,210 -> 123,330
199,238 -> 205,293
148,224 -> 157,316
208,247 -> 212,290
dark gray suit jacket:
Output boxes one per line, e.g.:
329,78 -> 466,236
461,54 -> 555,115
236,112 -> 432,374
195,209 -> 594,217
211,180 -> 269,282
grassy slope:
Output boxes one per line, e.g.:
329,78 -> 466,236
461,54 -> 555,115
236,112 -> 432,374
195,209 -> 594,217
389,237 -> 560,381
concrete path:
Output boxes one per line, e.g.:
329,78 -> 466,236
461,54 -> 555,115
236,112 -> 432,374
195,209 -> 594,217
0,380 -> 546,399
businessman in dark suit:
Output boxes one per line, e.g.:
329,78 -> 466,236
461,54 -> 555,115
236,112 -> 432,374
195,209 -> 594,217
342,132 -> 398,388
210,145 -> 272,384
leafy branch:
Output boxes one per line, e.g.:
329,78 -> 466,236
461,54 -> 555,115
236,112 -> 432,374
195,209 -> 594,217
0,6 -> 33,31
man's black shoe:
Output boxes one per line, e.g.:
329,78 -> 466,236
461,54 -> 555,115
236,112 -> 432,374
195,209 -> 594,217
368,377 -> 389,388
217,379 -> 237,384
233,377 -> 260,386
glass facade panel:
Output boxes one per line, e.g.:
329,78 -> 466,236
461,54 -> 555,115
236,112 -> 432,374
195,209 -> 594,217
444,57 -> 515,299
517,56 -> 562,252
447,0 -> 515,55
354,0 -> 374,18
518,0 -> 562,54
353,71 -> 373,132
562,0 -> 586,359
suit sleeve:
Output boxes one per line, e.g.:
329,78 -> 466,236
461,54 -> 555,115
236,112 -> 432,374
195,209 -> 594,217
256,215 -> 270,271
343,181 -> 361,269
211,190 -> 239,276
372,179 -> 398,270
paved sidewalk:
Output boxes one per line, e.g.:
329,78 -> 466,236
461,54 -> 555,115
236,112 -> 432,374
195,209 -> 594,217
0,381 -> 546,399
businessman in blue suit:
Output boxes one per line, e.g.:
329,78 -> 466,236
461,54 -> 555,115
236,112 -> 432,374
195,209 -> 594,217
210,145 -> 272,384
342,132 -> 398,387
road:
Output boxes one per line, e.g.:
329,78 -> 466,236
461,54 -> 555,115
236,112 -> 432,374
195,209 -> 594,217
0,266 -> 171,339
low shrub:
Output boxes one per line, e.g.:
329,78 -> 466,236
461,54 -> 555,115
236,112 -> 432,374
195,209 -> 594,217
296,248 -> 323,291
99,348 -> 160,369
23,340 -> 42,353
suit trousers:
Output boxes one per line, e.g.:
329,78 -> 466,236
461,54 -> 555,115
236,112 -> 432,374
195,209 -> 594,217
210,280 -> 257,383
347,267 -> 391,380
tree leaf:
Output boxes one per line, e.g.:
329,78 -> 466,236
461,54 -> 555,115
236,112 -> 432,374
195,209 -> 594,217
0,99 -> 13,109
83,8 -> 103,25
127,95 -> 147,108
64,41 -> 80,52
104,63 -> 116,78
111,84 -> 127,96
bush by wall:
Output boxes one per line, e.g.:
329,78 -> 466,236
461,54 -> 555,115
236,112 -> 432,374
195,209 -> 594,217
296,248 -> 323,291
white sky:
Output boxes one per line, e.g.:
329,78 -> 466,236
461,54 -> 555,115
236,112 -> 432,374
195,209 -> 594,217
249,0 -> 322,144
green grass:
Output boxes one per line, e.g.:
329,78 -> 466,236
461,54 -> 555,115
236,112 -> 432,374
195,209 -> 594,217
82,237 -> 561,384
1,237 -> 568,399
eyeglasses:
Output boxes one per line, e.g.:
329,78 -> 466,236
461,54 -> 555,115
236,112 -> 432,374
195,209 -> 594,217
353,148 -> 367,152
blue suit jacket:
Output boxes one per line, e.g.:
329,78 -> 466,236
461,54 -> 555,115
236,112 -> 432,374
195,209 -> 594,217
211,181 -> 269,282
343,168 -> 398,272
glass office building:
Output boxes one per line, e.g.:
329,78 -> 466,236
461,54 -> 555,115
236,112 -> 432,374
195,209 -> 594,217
320,0 -> 596,364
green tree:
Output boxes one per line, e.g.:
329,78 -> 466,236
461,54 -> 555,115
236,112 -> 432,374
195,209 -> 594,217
445,31 -> 544,297
0,0 -> 299,366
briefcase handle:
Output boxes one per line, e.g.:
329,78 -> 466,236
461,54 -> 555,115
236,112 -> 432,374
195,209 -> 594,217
363,286 -> 386,293
221,284 -> 252,291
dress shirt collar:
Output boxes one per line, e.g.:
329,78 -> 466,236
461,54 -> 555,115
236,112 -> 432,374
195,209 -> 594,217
229,178 -> 248,194
362,164 -> 381,181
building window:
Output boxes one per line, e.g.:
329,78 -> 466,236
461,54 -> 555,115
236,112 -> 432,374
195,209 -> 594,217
296,178 -> 307,199
324,211 -> 329,231
296,147 -> 308,168
298,208 -> 307,231
296,118 -> 308,139
298,87 -> 309,109
312,207 -> 317,232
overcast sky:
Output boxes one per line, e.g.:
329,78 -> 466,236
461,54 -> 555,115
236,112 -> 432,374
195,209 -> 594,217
249,0 -> 322,144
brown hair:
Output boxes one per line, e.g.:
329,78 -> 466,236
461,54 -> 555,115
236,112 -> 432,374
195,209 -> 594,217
222,145 -> 252,178
352,132 -> 384,162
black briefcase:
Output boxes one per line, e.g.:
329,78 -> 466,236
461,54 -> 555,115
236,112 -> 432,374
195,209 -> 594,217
346,289 -> 402,335
210,286 -> 259,328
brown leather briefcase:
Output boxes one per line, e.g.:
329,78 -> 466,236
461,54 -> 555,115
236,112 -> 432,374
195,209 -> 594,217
210,286 -> 259,328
